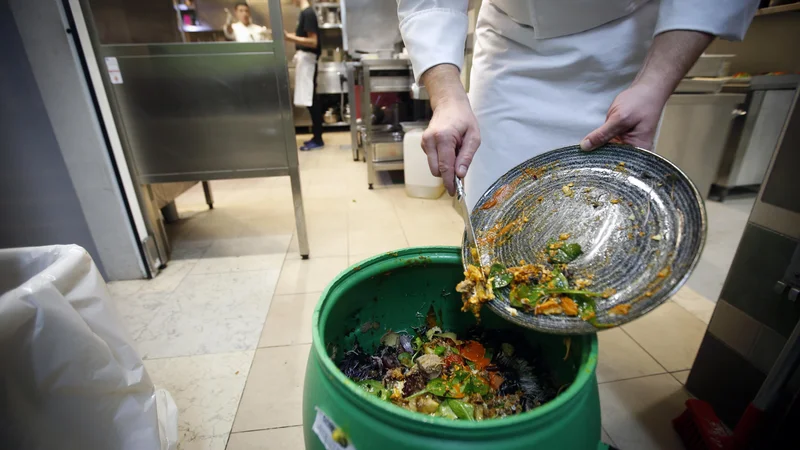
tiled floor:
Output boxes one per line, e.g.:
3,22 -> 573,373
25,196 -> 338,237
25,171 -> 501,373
107,132 -> 753,450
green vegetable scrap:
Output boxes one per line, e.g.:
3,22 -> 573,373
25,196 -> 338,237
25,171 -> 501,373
458,236 -> 621,324
358,379 -> 391,401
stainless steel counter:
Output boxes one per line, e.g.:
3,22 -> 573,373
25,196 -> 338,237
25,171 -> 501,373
360,58 -> 412,188
80,0 -> 310,262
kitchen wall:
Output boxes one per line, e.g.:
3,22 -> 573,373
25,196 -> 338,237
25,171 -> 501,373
1,0 -> 146,281
0,0 -> 105,273
706,9 -> 800,74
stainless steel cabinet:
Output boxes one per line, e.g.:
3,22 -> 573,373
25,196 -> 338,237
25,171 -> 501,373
654,93 -> 746,199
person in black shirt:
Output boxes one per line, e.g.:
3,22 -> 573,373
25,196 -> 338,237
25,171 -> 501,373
285,0 -> 323,150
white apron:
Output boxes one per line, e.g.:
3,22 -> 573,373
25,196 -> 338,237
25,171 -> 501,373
293,50 -> 316,107
464,0 -> 660,209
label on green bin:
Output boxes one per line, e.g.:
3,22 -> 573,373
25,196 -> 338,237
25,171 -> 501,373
313,407 -> 356,450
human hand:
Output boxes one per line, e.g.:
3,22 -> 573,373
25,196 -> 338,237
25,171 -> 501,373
422,97 -> 481,195
420,65 -> 481,195
580,82 -> 669,151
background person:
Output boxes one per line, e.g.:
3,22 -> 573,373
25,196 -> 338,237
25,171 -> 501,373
285,0 -> 323,150
224,2 -> 270,42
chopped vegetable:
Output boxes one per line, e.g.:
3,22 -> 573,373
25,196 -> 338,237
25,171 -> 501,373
458,236 -> 620,324
489,263 -> 514,289
358,379 -> 391,401
447,399 -> 475,421
339,325 -> 558,421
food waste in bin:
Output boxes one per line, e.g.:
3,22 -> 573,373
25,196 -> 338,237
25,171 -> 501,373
338,310 -> 560,421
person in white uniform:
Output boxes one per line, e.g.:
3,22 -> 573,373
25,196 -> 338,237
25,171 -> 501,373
397,0 -> 759,208
224,2 -> 271,42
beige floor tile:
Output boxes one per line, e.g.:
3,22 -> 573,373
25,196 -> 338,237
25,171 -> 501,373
348,229 -> 409,255
107,279 -> 146,297
286,228 -> 348,260
348,209 -> 403,233
348,253 -> 377,266
671,286 -> 715,324
145,351 -> 254,450
275,256 -> 349,295
136,270 -> 280,359
201,235 -> 292,258
191,254 -> 285,275
622,302 -> 706,372
597,328 -> 666,383
113,291 -> 171,341
601,427 -> 615,447
227,427 -> 304,450
403,223 -> 463,247
671,370 -> 690,385
259,293 -> 320,347
139,259 -> 197,294
599,374 -> 690,450
347,189 -> 397,212
232,345 -> 311,432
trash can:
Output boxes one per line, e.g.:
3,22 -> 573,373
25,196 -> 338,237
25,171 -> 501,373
0,245 -> 177,450
303,246 -> 604,450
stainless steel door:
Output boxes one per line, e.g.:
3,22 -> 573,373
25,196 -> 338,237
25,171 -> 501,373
103,43 -> 291,183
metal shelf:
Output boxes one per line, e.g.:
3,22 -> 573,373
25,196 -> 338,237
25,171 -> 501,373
323,121 -> 349,127
756,3 -> 800,16
314,2 -> 341,8
320,23 -> 342,29
372,160 -> 404,171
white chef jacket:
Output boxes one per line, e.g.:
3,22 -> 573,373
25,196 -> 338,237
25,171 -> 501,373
224,22 -> 271,42
397,0 -> 758,209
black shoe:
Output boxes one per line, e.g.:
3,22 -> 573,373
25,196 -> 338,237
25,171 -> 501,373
300,141 -> 325,151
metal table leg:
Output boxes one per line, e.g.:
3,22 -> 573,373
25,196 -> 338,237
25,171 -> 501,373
289,166 -> 310,259
362,67 -> 374,188
202,181 -> 214,209
346,63 -> 360,161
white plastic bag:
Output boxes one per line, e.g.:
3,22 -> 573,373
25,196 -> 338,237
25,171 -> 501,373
0,245 -> 177,450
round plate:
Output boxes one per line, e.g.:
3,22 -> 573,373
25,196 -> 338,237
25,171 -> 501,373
462,144 -> 707,334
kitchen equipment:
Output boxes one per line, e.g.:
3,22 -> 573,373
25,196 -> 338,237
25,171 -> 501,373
462,144 -> 706,334
342,104 -> 350,123
713,75 -> 800,200
402,123 -> 443,199
371,131 -> 404,163
654,89 -> 746,198
674,313 -> 800,449
323,108 -> 338,124
361,58 -> 415,188
302,247 -> 604,450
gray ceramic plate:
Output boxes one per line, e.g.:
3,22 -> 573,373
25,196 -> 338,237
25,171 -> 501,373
461,144 -> 707,334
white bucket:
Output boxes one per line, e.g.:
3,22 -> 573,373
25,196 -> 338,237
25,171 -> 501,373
403,128 -> 444,199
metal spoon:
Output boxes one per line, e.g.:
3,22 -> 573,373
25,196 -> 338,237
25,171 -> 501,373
455,177 -> 486,268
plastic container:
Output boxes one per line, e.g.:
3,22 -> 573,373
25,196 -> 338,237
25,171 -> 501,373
303,246 -> 604,450
402,125 -> 445,199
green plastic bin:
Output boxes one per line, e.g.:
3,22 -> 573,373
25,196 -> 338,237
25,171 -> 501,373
303,247 -> 605,449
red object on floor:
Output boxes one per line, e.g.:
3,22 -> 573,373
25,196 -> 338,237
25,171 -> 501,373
673,399 -> 766,450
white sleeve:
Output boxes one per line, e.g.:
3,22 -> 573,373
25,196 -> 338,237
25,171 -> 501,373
397,0 -> 469,83
224,24 -> 236,41
654,0 -> 759,41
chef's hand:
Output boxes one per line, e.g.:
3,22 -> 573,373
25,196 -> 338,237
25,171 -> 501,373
581,30 -> 714,151
580,83 -> 667,151
420,64 -> 481,195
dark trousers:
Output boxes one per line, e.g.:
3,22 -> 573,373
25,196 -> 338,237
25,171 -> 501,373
307,59 -> 323,144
